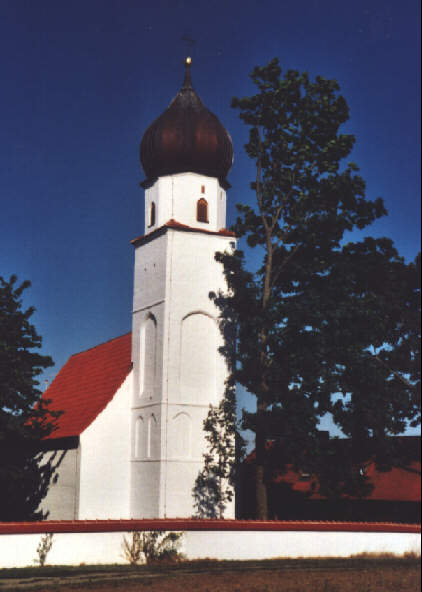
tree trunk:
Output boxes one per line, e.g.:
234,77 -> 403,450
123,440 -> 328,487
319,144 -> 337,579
254,139 -> 272,521
254,231 -> 273,520
255,400 -> 268,520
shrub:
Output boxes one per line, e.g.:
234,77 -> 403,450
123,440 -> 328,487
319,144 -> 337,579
34,533 -> 54,566
122,531 -> 184,565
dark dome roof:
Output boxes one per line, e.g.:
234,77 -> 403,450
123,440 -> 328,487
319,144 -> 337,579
140,60 -> 233,187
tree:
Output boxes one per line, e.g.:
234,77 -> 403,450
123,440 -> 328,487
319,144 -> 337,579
0,275 -> 60,520
215,59 -> 420,519
192,378 -> 238,518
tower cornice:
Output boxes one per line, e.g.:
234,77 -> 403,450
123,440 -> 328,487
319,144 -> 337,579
131,218 -> 235,248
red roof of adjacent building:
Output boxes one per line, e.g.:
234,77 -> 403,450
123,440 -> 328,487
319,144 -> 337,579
42,333 -> 132,439
273,461 -> 421,503
247,439 -> 421,503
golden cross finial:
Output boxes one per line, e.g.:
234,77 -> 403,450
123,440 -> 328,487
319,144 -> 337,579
181,34 -> 196,59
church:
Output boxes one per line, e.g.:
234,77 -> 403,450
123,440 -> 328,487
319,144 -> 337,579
40,58 -> 236,521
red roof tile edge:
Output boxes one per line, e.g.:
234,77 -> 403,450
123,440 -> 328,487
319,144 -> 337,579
43,332 -> 132,439
69,332 -> 132,358
0,519 -> 419,535
131,219 -> 235,246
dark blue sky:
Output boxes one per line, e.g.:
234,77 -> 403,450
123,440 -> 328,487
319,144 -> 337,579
1,0 -> 420,436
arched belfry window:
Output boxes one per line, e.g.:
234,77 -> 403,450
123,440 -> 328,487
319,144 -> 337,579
197,198 -> 208,223
149,202 -> 156,227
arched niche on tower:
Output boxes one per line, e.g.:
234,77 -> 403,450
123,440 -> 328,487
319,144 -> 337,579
134,415 -> 147,459
139,313 -> 157,399
147,413 -> 158,459
170,412 -> 192,459
180,311 -> 217,405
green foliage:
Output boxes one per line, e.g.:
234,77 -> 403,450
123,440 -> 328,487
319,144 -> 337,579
192,376 -> 244,518
193,297 -> 245,519
34,533 -> 54,566
216,58 -> 420,518
122,531 -> 184,565
122,531 -> 143,565
0,275 -> 60,520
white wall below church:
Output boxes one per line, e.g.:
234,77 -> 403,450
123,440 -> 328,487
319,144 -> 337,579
0,530 -> 419,567
78,371 -> 133,519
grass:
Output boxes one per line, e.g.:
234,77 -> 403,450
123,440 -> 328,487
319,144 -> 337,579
0,556 -> 420,591
0,555 -> 420,578
1,555 -> 421,575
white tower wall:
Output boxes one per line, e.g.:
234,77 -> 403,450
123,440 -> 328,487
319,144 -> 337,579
144,173 -> 227,234
131,173 -> 235,518
131,232 -> 168,517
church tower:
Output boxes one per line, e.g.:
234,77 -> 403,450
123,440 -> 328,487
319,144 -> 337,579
130,58 -> 235,518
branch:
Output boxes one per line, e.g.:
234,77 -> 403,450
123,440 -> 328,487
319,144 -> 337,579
271,243 -> 301,287
255,128 -> 269,237
269,170 -> 296,235
372,353 -> 419,391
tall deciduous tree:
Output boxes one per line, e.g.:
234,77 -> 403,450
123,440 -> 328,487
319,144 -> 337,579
0,275 -> 59,520
216,59 -> 420,519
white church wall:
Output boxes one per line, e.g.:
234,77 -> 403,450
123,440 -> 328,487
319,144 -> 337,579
78,371 -> 132,519
0,529 -> 419,567
40,447 -> 80,520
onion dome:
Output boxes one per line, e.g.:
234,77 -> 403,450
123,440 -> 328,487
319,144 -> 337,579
140,58 -> 233,187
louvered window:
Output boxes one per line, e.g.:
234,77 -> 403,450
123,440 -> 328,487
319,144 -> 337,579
197,198 -> 208,223
149,202 -> 156,227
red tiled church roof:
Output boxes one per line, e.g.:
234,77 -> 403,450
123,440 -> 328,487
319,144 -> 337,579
43,333 -> 132,439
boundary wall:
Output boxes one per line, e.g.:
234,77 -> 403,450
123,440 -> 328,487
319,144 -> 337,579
0,520 -> 420,568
